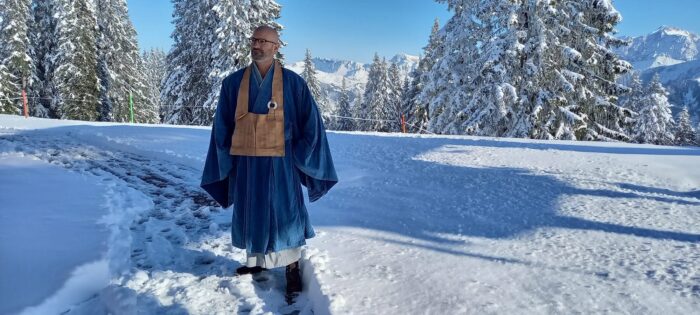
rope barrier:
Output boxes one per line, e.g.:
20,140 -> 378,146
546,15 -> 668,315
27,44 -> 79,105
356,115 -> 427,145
405,122 -> 436,135
327,114 -> 396,123
326,114 -> 436,134
2,94 -> 436,134
1,96 -> 101,103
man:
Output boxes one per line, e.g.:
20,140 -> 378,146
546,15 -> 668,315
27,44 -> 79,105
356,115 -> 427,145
200,25 -> 338,303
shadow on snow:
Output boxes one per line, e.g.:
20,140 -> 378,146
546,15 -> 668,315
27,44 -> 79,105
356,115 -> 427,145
4,125 -> 699,312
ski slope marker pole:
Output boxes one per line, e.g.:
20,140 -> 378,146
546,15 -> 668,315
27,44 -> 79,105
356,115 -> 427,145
401,114 -> 406,133
22,77 -> 28,118
129,90 -> 134,123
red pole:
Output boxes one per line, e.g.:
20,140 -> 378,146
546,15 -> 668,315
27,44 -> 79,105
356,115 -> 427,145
401,114 -> 406,133
22,77 -> 28,118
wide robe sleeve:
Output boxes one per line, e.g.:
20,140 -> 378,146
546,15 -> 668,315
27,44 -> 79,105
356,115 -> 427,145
200,78 -> 237,208
292,76 -> 339,202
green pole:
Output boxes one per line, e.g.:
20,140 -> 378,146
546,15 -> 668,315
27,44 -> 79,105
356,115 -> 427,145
129,90 -> 134,123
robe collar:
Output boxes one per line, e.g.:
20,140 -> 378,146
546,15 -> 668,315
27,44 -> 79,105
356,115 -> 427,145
250,62 -> 276,114
252,62 -> 273,88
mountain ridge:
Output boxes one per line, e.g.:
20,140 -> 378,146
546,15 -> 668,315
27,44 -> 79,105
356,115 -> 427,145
617,26 -> 700,123
287,53 -> 419,109
616,25 -> 700,70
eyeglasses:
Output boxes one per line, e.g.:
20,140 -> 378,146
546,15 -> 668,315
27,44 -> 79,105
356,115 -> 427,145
249,37 -> 278,46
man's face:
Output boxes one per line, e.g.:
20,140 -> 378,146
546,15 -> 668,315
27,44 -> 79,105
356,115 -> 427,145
250,29 -> 279,62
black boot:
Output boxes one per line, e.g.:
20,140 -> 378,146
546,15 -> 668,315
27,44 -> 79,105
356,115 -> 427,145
285,261 -> 302,304
235,265 -> 266,276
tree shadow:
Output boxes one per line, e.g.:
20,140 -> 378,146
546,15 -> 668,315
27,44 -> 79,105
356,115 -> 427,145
311,133 -> 700,249
65,284 -> 193,314
8,126 -> 696,258
354,132 -> 700,156
616,182 -> 700,199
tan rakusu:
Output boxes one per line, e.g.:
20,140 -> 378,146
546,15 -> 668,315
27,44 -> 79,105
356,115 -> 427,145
230,60 -> 285,157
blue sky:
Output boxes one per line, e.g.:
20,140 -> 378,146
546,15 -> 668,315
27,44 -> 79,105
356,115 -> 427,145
128,0 -> 700,63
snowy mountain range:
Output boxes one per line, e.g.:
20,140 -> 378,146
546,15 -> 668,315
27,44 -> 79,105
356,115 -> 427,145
616,26 -> 700,123
617,26 -> 700,70
288,53 -> 419,109
287,27 -> 700,124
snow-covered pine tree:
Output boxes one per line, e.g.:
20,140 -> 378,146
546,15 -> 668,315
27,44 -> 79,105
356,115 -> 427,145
163,0 -> 282,125
95,0 -> 158,123
545,0 -> 632,141
358,54 -> 395,132
634,74 -> 675,145
400,76 -> 411,116
0,64 -> 16,114
674,106 -> 696,146
27,0 -> 56,118
399,76 -> 415,131
142,48 -> 167,122
682,89 -> 698,123
178,0 -> 219,125
300,49 -> 322,101
351,91 -> 363,131
204,0 -> 256,122
162,0 -> 199,125
335,77 -> 353,131
164,0 -> 216,125
301,48 -> 329,122
247,0 -> 283,61
0,0 -> 8,111
387,62 -> 403,132
406,18 -> 442,133
354,69 -> 370,131
619,72 -> 645,135
423,0 -> 516,135
202,0 -> 283,125
0,0 -> 32,115
51,0 -> 101,121
620,72 -> 645,113
427,0 -> 631,140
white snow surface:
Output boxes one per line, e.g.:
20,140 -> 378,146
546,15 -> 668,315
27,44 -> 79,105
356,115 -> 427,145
0,114 -> 699,314
0,153 -> 110,314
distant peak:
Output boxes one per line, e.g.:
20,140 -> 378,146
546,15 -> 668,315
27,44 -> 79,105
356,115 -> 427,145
390,53 -> 419,63
654,25 -> 692,37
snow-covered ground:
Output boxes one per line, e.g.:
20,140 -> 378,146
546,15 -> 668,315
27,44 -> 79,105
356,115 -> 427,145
0,152 -> 109,314
1,114 -> 699,314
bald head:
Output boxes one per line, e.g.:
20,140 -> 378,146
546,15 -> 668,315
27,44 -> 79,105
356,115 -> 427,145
253,25 -> 280,44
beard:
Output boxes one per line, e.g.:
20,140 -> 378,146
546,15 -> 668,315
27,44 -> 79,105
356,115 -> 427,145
251,49 -> 265,61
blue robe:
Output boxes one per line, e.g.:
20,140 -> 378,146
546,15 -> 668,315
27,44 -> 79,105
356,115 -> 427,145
201,64 -> 338,255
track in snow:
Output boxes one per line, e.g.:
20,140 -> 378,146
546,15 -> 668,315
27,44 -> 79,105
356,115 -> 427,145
1,132 -> 316,314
